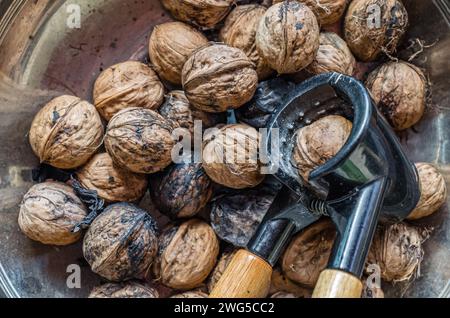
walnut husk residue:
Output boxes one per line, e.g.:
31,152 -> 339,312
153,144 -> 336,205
149,22 -> 208,85
281,219 -> 336,287
306,32 -> 356,76
150,163 -> 213,219
29,95 -> 104,169
83,203 -> 159,282
182,44 -> 258,113
219,4 -> 273,80
408,162 -> 447,220
366,222 -> 429,283
293,115 -> 352,181
202,124 -> 264,189
89,281 -> 159,298
161,0 -> 234,28
153,219 -> 219,290
76,152 -> 148,203
104,107 -> 177,174
255,1 -> 320,74
93,61 -> 164,121
366,61 -> 426,131
344,0 -> 409,62
18,181 -> 87,246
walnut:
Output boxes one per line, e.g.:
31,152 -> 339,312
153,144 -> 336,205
104,107 -> 177,174
83,203 -> 158,282
255,1 -> 320,74
161,0 -> 234,28
171,291 -> 209,298
29,95 -> 104,169
89,281 -> 159,298
202,124 -> 264,189
273,0 -> 347,26
153,219 -> 219,290
18,181 -> 87,245
281,219 -> 336,287
408,163 -> 447,220
366,61 -> 426,131
182,44 -> 258,113
344,0 -> 408,61
366,222 -> 429,283
76,153 -> 148,203
306,32 -> 356,76
150,163 -> 213,219
206,247 -> 238,292
93,61 -> 164,121
149,22 -> 208,85
293,115 -> 352,181
219,4 -> 273,80
158,91 -> 221,138
269,268 -> 313,298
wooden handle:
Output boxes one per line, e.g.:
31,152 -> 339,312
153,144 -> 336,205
209,249 -> 272,298
312,269 -> 363,298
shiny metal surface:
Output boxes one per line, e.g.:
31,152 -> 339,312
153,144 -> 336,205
0,0 -> 449,298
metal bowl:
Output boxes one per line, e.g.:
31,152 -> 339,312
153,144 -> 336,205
0,0 -> 449,298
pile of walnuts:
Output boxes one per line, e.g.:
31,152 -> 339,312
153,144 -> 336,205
19,0 -> 446,299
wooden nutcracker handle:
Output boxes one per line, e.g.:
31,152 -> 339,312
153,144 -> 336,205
209,249 -> 272,298
312,269 -> 363,298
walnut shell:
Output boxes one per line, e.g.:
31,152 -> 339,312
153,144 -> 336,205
293,115 -> 352,181
281,219 -> 336,287
306,32 -> 356,76
149,22 -> 208,85
255,1 -> 320,74
29,95 -> 104,169
408,163 -> 447,220
366,61 -> 426,131
153,219 -> 219,290
219,4 -> 273,80
206,247 -> 237,292
89,281 -> 159,298
171,291 -> 209,298
269,268 -> 312,298
76,153 -> 148,203
158,91 -> 221,138
93,61 -> 164,121
344,0 -> 408,62
273,0 -> 347,26
104,107 -> 177,174
182,44 -> 258,113
150,162 -> 213,219
202,124 -> 264,189
18,181 -> 87,245
83,203 -> 158,282
366,222 -> 427,283
161,0 -> 234,28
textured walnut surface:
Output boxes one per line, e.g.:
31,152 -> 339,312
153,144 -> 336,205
202,124 -> 264,189
29,95 -> 104,169
367,222 -> 428,283
220,4 -> 273,80
18,181 -> 87,246
161,0 -> 234,28
182,44 -> 258,113
256,1 -> 320,74
149,22 -> 208,84
206,247 -> 237,292
89,281 -> 159,298
104,107 -> 176,174
76,152 -> 148,203
154,219 -> 219,290
344,0 -> 408,61
83,203 -> 158,282
408,163 -> 447,220
307,32 -> 356,76
93,61 -> 164,121
366,61 -> 426,130
269,267 -> 312,298
293,115 -> 352,181
171,290 -> 209,298
281,219 -> 336,287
